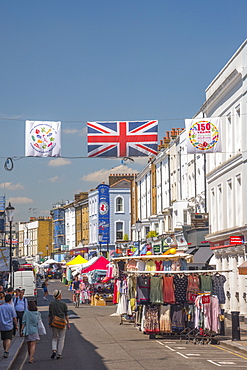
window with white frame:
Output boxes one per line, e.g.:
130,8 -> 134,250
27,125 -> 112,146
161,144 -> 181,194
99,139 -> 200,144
116,196 -> 123,212
116,222 -> 123,240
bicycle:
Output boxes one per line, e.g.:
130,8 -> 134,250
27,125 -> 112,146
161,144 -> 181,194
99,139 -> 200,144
75,290 -> 80,308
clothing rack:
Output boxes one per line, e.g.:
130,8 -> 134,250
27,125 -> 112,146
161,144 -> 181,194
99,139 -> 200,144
123,269 -> 233,274
112,254 -> 193,261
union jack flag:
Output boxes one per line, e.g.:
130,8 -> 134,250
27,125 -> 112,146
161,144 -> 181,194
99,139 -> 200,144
87,120 -> 158,158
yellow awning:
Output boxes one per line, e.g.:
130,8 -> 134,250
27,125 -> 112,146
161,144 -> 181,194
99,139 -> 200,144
66,255 -> 88,266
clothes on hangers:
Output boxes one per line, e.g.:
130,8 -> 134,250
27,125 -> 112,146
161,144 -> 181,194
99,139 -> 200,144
200,274 -> 212,293
174,274 -> 188,303
144,305 -> 160,334
150,276 -> 164,304
187,274 -> 200,303
212,274 -> 226,304
163,275 -> 175,304
160,305 -> 172,332
146,260 -> 156,271
136,276 -> 150,304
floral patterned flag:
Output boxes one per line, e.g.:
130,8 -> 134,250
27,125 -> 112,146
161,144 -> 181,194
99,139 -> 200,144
25,120 -> 61,157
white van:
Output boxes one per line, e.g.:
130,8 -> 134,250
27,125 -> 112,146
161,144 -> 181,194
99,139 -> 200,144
10,270 -> 37,303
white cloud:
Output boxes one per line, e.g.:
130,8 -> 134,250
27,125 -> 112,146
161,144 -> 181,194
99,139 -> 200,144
0,182 -> 24,190
81,165 -> 139,183
48,158 -> 71,166
63,126 -> 86,136
8,197 -> 33,204
49,176 -> 61,183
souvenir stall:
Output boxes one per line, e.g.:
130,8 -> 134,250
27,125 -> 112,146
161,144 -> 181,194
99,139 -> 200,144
112,253 -> 231,341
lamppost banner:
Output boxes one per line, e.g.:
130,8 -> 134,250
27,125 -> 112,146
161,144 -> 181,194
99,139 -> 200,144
98,184 -> 110,244
0,247 -> 10,271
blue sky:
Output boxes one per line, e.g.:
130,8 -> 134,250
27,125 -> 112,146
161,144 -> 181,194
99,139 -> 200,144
0,0 -> 246,221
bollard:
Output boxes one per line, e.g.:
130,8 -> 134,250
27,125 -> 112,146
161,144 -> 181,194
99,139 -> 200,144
220,309 -> 225,336
231,311 -> 240,341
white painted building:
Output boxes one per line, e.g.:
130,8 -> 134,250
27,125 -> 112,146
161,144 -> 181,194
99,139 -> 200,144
135,129 -> 206,244
201,40 -> 247,320
64,203 -> 76,250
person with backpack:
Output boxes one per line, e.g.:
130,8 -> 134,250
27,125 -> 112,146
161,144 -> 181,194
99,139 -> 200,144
42,279 -> 49,301
14,289 -> 28,336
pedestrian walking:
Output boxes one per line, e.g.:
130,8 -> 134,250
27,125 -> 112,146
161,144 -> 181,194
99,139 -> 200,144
49,289 -> 70,360
0,294 -> 18,358
14,289 -> 28,336
21,300 -> 41,364
43,279 -> 49,300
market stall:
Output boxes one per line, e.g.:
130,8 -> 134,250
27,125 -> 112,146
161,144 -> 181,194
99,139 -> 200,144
66,255 -> 88,283
112,254 -> 231,340
80,256 -> 113,306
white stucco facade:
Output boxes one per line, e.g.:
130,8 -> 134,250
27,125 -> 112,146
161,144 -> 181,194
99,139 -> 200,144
202,39 -> 247,319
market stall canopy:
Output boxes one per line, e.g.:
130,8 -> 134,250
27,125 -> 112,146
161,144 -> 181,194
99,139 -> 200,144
81,256 -> 109,273
238,261 -> 247,275
66,255 -> 88,266
40,258 -> 58,267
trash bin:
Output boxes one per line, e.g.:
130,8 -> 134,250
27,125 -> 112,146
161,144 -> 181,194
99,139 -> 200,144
231,311 -> 240,341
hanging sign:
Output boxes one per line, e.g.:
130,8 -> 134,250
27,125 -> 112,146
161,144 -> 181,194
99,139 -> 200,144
185,118 -> 221,154
230,236 -> 243,245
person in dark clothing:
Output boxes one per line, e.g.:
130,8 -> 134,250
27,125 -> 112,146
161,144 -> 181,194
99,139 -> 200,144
72,276 -> 80,304
48,290 -> 70,360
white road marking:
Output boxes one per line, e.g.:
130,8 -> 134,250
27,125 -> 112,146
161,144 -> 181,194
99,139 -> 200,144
186,354 -> 200,356
218,362 -> 236,365
208,360 -> 221,367
156,340 -> 164,346
165,345 -> 176,352
176,352 -> 188,359
175,347 -> 186,349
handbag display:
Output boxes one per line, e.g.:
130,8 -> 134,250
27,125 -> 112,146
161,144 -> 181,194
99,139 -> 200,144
38,318 -> 47,335
52,315 -> 67,329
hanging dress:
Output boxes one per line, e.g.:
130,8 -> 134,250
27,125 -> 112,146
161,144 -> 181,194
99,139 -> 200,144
212,274 -> 226,304
200,274 -> 212,293
163,275 -> 175,304
187,274 -> 200,303
160,305 -> 172,332
150,276 -> 164,304
174,274 -> 188,303
136,276 -> 150,304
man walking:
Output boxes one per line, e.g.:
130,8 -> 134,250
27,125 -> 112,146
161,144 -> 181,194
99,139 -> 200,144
0,294 -> 18,358
14,289 -> 28,336
49,289 -> 70,360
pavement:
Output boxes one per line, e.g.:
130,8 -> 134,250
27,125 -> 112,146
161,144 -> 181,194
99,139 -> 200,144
1,285 -> 247,369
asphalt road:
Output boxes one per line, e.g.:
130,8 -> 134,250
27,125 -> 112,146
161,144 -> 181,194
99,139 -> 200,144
11,280 -> 247,370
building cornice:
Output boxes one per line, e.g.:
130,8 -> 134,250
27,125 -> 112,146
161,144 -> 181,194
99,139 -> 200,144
207,153 -> 243,183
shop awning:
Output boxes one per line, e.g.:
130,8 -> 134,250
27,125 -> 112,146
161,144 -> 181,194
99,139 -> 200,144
192,246 -> 213,264
238,261 -> 247,275
66,255 -> 88,266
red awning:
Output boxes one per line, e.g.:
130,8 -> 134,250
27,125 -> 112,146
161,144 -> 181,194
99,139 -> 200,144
81,256 -> 109,273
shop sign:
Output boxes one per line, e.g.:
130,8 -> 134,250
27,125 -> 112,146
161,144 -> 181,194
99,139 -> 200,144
162,241 -> 170,253
230,236 -> 243,245
153,245 -> 161,254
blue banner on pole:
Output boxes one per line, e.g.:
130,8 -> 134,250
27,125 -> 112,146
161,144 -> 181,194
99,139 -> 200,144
98,184 -> 110,244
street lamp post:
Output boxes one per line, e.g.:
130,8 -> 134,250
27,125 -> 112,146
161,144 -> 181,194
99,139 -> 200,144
135,219 -> 142,255
98,233 -> 103,255
6,202 -> 15,288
